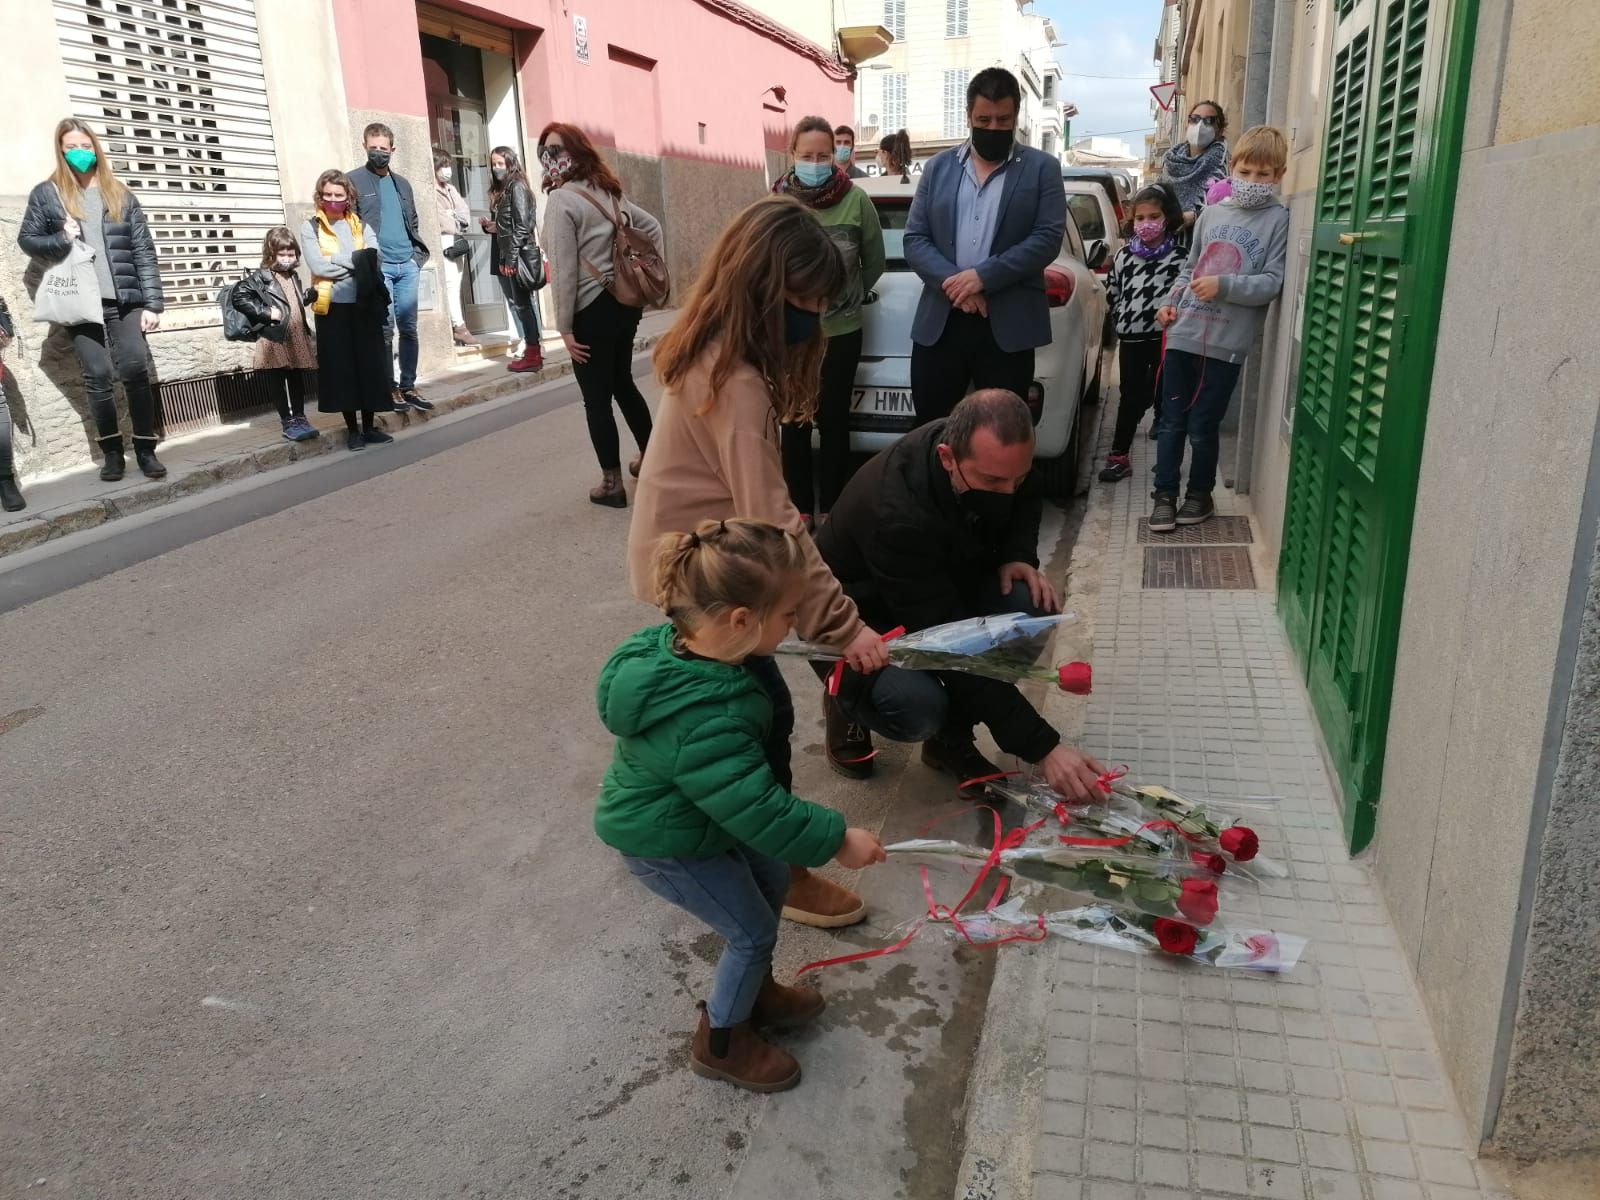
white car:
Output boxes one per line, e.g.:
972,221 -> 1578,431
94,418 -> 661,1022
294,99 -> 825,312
848,174 -> 1107,497
1063,179 -> 1124,346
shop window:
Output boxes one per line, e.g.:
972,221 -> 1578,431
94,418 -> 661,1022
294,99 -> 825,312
52,0 -> 286,310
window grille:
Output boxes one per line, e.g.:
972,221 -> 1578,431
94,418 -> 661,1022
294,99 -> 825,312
943,69 -> 969,139
53,0 -> 286,310
946,0 -> 967,37
883,0 -> 905,41
882,73 -> 906,132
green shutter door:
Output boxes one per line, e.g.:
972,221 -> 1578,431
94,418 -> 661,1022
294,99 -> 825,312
1278,0 -> 1479,850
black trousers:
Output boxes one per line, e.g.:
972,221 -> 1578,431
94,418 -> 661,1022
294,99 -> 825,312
1109,336 -> 1163,455
910,310 -> 1035,426
571,290 -> 650,470
267,367 -> 308,422
69,301 -> 158,444
780,327 -> 863,517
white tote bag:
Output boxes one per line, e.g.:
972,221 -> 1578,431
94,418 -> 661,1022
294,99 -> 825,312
33,238 -> 103,327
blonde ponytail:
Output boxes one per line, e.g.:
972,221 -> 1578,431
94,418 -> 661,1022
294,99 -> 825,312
653,519 -> 806,651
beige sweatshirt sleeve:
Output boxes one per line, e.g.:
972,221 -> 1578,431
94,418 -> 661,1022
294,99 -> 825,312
542,191 -> 580,333
709,373 -> 865,648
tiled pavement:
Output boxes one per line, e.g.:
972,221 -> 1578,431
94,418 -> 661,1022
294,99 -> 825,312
1031,414 -> 1511,1200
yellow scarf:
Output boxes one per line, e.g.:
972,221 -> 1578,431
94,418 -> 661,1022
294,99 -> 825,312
311,208 -> 366,315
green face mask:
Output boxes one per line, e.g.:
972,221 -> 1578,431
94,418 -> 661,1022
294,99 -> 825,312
63,148 -> 97,173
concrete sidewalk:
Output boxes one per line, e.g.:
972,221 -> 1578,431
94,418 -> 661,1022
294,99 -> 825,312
958,392 -> 1515,1200
0,310 -> 677,559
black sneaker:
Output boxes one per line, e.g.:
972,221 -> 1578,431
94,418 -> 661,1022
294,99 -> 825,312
347,429 -> 366,452
1177,492 -> 1215,525
362,427 -> 395,446
921,735 -> 1001,798
1098,454 -> 1131,482
1149,492 -> 1178,533
401,388 -> 435,412
824,692 -> 875,780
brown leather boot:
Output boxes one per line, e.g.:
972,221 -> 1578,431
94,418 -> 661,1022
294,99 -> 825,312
781,866 -> 866,928
589,469 -> 626,508
689,1003 -> 801,1093
750,973 -> 825,1030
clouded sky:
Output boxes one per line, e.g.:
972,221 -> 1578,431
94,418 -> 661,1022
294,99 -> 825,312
1034,0 -> 1165,155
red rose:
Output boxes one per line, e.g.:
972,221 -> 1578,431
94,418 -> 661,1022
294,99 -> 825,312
1176,878 -> 1220,925
1058,661 -> 1093,694
1219,826 -> 1260,862
1152,918 -> 1198,955
1191,851 -> 1227,874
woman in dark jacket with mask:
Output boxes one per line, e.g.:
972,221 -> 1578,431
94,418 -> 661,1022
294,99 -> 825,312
485,145 -> 543,373
17,118 -> 166,481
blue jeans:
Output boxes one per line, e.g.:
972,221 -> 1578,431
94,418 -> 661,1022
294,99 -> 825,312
1153,348 -> 1242,496
839,578 -> 1043,743
381,256 -> 421,390
622,846 -> 790,1027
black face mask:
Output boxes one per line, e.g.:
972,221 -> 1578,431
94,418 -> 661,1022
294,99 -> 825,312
366,149 -> 392,171
954,463 -> 1016,526
969,126 -> 1015,164
783,302 -> 820,344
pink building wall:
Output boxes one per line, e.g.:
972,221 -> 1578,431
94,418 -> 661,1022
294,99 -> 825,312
329,0 -> 855,171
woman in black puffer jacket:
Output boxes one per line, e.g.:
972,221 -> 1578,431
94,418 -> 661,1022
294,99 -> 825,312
17,118 -> 166,481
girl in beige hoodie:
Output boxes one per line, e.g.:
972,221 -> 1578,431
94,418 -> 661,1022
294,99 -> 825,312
627,196 -> 891,929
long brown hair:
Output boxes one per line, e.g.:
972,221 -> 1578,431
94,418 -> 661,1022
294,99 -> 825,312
653,195 -> 846,425
488,144 -> 527,205
50,118 -> 130,222
536,123 -> 623,197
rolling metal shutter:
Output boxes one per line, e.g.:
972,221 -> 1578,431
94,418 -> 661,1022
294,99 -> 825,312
53,0 -> 285,310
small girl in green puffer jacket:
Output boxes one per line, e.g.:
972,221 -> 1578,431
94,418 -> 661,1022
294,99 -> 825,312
595,517 -> 885,1095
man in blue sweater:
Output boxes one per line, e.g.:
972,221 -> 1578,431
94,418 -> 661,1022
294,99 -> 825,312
903,68 -> 1066,426
348,123 -> 435,413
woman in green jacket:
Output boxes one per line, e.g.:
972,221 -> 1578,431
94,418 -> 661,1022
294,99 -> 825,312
596,518 -> 885,1094
774,116 -> 886,522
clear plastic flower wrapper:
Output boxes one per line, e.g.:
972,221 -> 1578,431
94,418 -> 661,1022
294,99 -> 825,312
983,776 -> 1289,882
776,612 -> 1093,693
898,896 -> 1308,972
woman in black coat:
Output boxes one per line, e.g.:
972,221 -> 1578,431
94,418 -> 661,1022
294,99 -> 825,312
17,118 -> 167,481
484,145 -> 544,373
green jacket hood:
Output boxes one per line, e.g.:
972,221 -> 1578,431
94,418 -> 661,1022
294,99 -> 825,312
597,624 -> 759,738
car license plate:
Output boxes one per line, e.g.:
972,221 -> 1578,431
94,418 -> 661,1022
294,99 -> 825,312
849,387 -> 915,430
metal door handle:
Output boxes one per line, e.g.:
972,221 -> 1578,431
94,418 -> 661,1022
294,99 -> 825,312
1338,231 -> 1374,245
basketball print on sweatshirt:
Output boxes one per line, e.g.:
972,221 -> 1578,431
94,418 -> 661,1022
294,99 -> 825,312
1193,239 -> 1245,280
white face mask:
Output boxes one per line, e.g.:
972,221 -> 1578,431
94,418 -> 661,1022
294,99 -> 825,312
1187,119 -> 1217,149
436,166 -> 452,183
1230,177 -> 1279,208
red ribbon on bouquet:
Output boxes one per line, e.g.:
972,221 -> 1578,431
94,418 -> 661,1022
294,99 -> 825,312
794,806 -> 1047,978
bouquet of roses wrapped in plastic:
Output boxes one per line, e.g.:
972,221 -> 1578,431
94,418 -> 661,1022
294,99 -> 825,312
777,612 -> 1093,693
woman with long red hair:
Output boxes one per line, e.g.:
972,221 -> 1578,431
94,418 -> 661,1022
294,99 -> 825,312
537,122 -> 664,507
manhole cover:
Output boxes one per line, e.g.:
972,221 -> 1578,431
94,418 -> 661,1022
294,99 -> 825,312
1142,546 -> 1257,590
1137,516 -> 1254,544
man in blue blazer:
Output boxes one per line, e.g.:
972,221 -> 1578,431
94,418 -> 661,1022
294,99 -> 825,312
904,68 -> 1067,425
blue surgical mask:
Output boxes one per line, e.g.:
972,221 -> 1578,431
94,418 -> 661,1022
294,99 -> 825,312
793,161 -> 832,187
783,302 -> 820,344
834,145 -> 852,165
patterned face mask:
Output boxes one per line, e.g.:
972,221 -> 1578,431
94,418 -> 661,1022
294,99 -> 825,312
1134,219 -> 1167,243
1230,177 -> 1279,208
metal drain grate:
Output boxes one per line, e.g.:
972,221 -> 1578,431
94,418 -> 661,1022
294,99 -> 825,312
1142,546 -> 1258,590
1137,516 -> 1254,544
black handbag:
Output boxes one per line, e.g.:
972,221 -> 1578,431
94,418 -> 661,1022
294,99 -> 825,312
515,243 -> 548,292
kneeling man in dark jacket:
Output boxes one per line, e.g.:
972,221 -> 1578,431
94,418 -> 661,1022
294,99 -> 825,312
815,390 -> 1105,802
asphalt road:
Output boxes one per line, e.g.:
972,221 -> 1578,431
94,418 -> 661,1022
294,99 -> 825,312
0,370 -> 1049,1200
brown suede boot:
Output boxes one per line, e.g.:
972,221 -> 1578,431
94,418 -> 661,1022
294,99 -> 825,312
689,1003 -> 801,1093
750,973 -> 826,1030
589,469 -> 626,508
781,866 -> 866,928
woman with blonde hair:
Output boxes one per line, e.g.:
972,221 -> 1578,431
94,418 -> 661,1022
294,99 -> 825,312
17,118 -> 166,481
628,195 -> 892,930
298,168 -> 394,452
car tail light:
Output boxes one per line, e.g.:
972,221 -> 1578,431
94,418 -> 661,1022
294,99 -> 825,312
1045,267 -> 1074,307
1093,259 -> 1111,276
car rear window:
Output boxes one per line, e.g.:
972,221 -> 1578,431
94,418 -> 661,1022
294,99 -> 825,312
1066,193 -> 1106,241
873,198 -> 913,262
